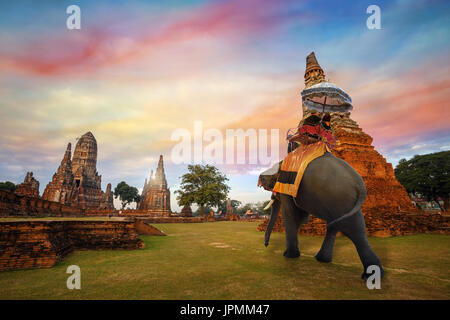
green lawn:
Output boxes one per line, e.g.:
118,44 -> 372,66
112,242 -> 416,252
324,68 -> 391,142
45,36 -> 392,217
0,221 -> 448,299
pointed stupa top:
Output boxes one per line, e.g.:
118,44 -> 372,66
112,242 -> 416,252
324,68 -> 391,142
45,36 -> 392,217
54,142 -> 73,179
152,155 -> 167,188
62,143 -> 72,164
82,131 -> 95,139
304,52 -> 325,88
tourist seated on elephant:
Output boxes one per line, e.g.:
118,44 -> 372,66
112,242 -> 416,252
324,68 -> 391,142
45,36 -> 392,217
287,111 -> 336,153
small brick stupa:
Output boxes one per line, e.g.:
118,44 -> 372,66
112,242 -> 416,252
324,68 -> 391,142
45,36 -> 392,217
258,52 -> 419,237
180,205 -> 193,217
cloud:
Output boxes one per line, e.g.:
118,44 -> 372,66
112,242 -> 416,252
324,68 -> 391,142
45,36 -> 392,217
351,66 -> 450,148
0,0 -> 448,210
0,0 -> 313,76
211,51 -> 450,174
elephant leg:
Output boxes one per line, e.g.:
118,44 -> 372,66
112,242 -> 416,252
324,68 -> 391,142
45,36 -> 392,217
280,194 -> 300,258
315,226 -> 338,263
337,210 -> 384,280
294,207 -> 310,227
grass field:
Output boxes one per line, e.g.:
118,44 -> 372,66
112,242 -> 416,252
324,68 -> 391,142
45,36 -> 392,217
0,221 -> 448,299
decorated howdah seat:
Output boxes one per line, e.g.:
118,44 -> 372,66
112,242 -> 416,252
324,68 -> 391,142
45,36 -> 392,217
273,141 -> 330,197
258,112 -> 336,196
287,112 -> 336,150
258,141 -> 330,197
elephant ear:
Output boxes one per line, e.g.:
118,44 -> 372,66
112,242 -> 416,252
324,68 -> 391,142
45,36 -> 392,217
258,162 -> 281,191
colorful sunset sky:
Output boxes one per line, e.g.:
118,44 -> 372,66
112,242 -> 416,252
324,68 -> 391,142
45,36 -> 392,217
0,0 -> 449,210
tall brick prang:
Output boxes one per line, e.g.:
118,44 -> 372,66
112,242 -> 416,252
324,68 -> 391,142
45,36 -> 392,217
42,132 -> 114,210
137,155 -> 172,216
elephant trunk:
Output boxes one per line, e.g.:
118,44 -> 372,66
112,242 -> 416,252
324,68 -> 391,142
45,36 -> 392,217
264,196 -> 281,247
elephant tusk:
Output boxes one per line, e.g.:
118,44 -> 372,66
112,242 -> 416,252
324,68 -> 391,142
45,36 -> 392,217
264,199 -> 274,210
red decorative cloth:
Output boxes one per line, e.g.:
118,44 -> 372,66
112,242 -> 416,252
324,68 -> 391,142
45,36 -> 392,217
288,124 -> 336,149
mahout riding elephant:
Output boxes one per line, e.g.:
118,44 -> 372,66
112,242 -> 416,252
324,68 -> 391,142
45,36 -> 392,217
261,152 -> 384,280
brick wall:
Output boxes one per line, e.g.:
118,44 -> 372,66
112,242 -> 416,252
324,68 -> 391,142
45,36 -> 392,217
85,208 -> 116,216
0,190 -> 83,217
0,220 -> 144,271
118,209 -> 173,217
138,216 -> 204,223
257,211 -> 450,237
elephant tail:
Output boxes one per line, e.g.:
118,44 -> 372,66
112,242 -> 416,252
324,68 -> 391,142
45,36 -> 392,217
264,195 -> 281,247
327,181 -> 367,228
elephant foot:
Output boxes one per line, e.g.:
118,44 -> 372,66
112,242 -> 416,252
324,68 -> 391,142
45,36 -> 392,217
315,251 -> 332,263
361,265 -> 385,280
283,248 -> 300,258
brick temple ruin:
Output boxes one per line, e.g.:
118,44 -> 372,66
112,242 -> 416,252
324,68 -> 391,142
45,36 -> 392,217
225,198 -> 240,221
136,155 -> 172,216
180,205 -> 193,217
258,52 -> 449,237
0,220 -> 144,271
42,132 -> 114,210
14,172 -> 39,198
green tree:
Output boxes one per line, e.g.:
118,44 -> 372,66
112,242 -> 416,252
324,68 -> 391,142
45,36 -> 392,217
0,181 -> 16,192
113,181 -> 141,209
395,151 -> 450,211
175,164 -> 230,217
194,206 -> 212,216
217,199 -> 241,213
236,202 -> 255,216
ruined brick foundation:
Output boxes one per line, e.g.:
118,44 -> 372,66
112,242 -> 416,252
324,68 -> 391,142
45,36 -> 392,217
0,220 -> 144,271
0,190 -> 83,217
257,212 -> 450,237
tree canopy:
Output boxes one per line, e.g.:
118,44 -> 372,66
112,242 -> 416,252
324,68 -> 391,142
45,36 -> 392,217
175,164 -> 230,216
217,199 -> 241,214
232,201 -> 270,216
0,181 -> 16,192
113,181 -> 141,209
395,151 -> 450,210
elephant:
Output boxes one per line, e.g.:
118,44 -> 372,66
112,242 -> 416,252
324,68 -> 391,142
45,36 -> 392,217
261,152 -> 384,280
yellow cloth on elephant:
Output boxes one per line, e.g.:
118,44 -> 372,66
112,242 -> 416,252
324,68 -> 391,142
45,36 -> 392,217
273,141 -> 329,197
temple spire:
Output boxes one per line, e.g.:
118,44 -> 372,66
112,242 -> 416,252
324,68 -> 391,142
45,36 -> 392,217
304,52 -> 325,88
137,155 -> 171,214
56,143 -> 73,176
152,155 -> 167,188
62,143 -> 72,164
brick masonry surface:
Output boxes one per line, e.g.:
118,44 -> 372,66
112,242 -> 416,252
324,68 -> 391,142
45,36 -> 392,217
0,220 -> 144,271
